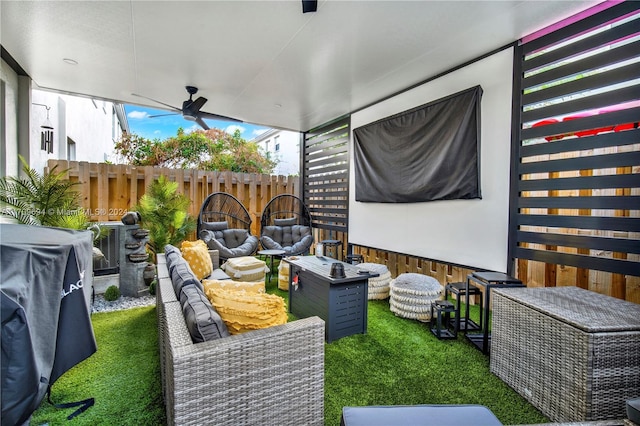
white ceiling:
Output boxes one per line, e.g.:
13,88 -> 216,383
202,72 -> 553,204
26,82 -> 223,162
1,0 -> 599,132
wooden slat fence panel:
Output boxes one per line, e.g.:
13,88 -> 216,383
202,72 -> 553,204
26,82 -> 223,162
46,160 -> 299,238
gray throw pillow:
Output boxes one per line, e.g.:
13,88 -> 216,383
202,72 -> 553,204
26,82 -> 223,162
201,221 -> 229,231
274,217 -> 297,227
180,285 -> 230,342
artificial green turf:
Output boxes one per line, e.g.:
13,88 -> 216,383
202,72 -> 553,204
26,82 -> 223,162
265,259 -> 549,426
31,306 -> 165,426
31,261 -> 548,426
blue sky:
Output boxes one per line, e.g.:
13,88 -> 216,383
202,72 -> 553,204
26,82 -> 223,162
124,104 -> 270,141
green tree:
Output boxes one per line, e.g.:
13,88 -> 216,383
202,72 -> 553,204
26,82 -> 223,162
134,175 -> 196,259
114,128 -> 276,173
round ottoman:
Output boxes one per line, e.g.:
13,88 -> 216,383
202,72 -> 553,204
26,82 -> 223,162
389,273 -> 443,322
357,263 -> 392,300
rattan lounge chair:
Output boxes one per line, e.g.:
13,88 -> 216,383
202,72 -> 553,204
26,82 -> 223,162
260,194 -> 314,256
197,192 -> 258,260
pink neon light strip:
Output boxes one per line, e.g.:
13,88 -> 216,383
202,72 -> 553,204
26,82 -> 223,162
521,1 -> 624,44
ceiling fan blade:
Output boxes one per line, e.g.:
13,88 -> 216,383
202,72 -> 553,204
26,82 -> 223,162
190,96 -> 207,112
149,113 -> 180,119
131,93 -> 181,111
195,116 -> 210,130
198,111 -> 243,123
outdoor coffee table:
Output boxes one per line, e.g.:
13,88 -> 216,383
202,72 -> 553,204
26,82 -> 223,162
286,255 -> 378,342
258,249 -> 285,282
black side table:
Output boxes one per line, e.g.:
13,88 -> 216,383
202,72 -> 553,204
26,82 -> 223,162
465,272 -> 524,354
320,239 -> 342,260
258,249 -> 285,283
444,282 -> 482,334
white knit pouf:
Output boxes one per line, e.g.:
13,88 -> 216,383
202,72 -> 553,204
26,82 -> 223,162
357,262 -> 392,300
389,273 -> 444,322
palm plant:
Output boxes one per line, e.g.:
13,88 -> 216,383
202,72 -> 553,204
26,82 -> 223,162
134,175 -> 195,259
0,156 -> 82,227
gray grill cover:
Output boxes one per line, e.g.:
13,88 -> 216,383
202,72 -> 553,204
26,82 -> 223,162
1,224 -> 97,425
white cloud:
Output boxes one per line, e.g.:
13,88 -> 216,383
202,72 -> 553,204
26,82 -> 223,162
252,128 -> 269,137
153,130 -> 161,135
225,124 -> 246,135
184,125 -> 200,134
127,110 -> 150,119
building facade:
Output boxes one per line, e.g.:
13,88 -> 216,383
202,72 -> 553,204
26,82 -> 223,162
252,128 -> 300,176
1,57 -> 128,176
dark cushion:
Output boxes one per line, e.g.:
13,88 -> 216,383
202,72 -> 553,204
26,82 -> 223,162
179,285 -> 229,342
206,234 -> 259,260
340,405 -> 503,426
274,217 -> 297,226
260,225 -> 313,255
222,229 -> 249,249
201,221 -> 229,231
169,254 -> 203,297
164,244 -> 182,270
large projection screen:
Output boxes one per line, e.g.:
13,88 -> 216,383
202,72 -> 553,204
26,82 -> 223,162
349,47 -> 513,273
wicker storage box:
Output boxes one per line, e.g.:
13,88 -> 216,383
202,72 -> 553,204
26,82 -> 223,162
490,286 -> 640,422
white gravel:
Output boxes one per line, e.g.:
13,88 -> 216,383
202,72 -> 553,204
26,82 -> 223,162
91,293 -> 155,313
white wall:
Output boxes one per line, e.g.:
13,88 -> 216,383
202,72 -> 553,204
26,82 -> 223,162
1,58 -> 20,177
254,129 -> 300,176
349,47 -> 514,273
30,89 -> 122,173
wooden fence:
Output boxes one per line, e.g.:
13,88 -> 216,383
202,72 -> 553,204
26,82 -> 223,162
47,160 -> 299,237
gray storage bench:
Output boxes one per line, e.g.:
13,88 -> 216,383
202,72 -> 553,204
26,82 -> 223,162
490,286 -> 640,422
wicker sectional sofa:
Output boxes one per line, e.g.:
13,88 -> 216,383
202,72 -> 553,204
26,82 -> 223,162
156,251 -> 325,426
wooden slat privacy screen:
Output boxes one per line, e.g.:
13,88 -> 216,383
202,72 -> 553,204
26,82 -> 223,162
303,117 -> 350,234
510,1 -> 640,300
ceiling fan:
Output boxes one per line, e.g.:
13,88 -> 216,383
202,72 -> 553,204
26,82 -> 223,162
132,86 -> 241,130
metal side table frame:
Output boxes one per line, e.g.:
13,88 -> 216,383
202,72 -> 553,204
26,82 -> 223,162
464,271 -> 524,354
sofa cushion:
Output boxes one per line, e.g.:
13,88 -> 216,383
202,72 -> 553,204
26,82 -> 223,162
180,240 -> 213,280
179,285 -> 229,342
206,289 -> 287,334
169,254 -> 203,297
165,244 -> 182,272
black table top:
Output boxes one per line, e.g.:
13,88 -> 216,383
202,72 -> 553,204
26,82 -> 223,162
471,271 -> 522,284
286,255 -> 379,284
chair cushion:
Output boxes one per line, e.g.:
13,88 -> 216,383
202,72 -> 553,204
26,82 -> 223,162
180,240 -> 213,280
206,288 -> 287,334
179,285 -> 229,342
222,229 -> 249,249
201,221 -> 229,231
274,217 -> 297,226
261,225 -> 313,255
